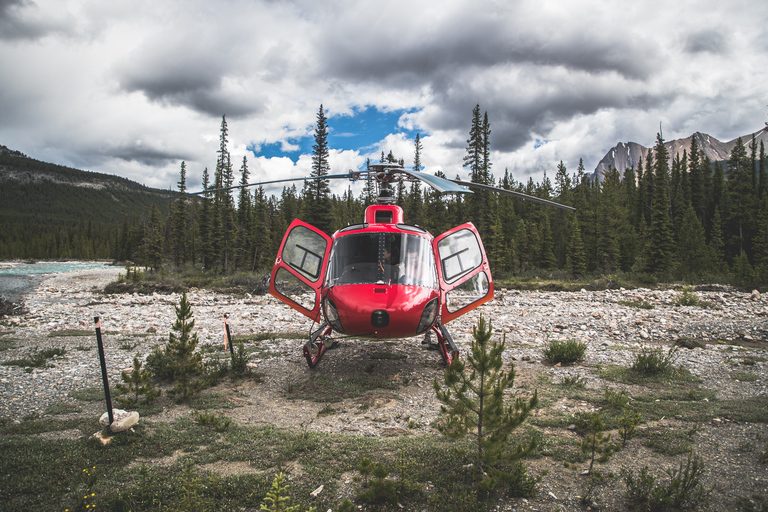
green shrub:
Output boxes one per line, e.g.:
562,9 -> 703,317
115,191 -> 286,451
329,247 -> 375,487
543,339 -> 587,365
622,453 -> 712,511
631,346 -> 678,376
229,343 -> 251,378
674,287 -> 700,306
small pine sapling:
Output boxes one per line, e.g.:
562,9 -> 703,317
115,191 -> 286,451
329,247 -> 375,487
260,472 -> 316,512
115,356 -> 160,407
434,314 -> 539,492
579,412 -> 620,474
618,406 -> 642,446
166,292 -> 204,402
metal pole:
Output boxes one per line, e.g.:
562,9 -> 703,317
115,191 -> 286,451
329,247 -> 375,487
94,316 -> 113,426
224,314 -> 234,355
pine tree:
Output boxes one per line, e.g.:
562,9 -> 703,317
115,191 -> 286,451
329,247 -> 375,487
166,291 -> 203,402
565,215 -> 587,274
235,156 -> 253,269
302,105 -> 332,233
434,315 -> 538,490
644,133 -> 674,274
753,197 -> 768,283
199,167 -> 215,270
709,206 -> 726,274
726,137 -> 755,258
676,206 -> 709,279
171,161 -> 189,267
758,140 -> 767,201
115,356 -> 161,407
144,203 -> 164,271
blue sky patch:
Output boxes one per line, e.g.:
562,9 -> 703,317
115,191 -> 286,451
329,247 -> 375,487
250,106 -> 422,162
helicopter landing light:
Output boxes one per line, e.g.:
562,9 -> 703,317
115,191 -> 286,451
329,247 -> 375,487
371,310 -> 389,328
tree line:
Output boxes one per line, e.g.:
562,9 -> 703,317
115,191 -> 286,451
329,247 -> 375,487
5,106 -> 767,287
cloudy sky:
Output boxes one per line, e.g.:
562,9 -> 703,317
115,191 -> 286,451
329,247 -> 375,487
1,0 -> 767,197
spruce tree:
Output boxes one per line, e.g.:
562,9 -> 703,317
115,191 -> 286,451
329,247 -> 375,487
434,315 -> 538,491
565,215 -> 587,274
144,203 -> 164,271
753,197 -> 768,283
302,105 -> 332,233
677,206 -> 709,278
171,161 -> 189,267
235,156 -> 253,269
644,133 -> 674,274
726,137 -> 755,258
166,291 -> 203,402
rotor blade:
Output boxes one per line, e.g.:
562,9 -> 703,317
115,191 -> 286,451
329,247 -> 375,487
451,179 -> 576,211
163,172 -> 356,200
399,170 -> 473,194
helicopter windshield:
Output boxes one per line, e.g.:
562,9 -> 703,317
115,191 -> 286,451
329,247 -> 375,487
326,232 -> 437,288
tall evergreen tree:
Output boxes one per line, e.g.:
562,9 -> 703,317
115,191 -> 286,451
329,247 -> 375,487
726,137 -> 755,257
758,140 -> 767,201
644,133 -> 674,274
677,206 -> 709,278
235,156 -> 253,269
753,196 -> 768,283
565,215 -> 586,274
171,161 -> 189,267
144,203 -> 164,271
302,104 -> 333,233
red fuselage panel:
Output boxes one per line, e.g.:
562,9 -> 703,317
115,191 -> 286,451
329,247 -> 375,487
326,283 -> 438,338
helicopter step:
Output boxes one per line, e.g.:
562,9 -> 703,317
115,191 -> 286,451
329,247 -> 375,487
303,322 -> 335,369
428,322 -> 459,366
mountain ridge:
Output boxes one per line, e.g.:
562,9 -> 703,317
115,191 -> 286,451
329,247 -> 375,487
592,126 -> 768,181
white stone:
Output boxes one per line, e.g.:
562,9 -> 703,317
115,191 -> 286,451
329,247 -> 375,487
99,408 -> 139,432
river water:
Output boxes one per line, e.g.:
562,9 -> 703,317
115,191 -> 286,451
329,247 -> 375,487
0,261 -> 112,303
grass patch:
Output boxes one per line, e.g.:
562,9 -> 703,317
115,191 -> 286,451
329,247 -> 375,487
233,332 -> 305,342
618,300 -> 655,309
2,346 -> 66,369
0,412 -> 518,512
740,355 -> 768,365
43,402 -> 84,415
370,351 -> 408,360
675,336 -> 705,349
288,374 -> 399,403
731,371 -> 759,382
47,329 -> 115,337
642,426 -> 698,455
0,337 -> 17,351
596,363 -> 701,386
190,393 -> 246,410
69,386 -> 118,402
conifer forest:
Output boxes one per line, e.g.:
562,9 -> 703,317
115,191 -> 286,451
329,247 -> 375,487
2,105 -> 768,288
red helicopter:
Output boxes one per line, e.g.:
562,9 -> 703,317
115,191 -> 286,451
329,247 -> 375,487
264,163 -> 575,368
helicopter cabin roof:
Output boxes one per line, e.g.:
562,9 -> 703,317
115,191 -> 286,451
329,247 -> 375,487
364,204 -> 403,225
334,204 -> 429,237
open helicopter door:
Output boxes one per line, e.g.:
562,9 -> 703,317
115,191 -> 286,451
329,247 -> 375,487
269,219 -> 332,322
433,222 -> 494,324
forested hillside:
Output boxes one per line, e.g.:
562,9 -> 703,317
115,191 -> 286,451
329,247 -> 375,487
0,146 -> 171,259
3,108 -> 768,288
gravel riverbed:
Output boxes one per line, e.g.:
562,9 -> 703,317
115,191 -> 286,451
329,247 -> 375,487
1,267 -> 767,510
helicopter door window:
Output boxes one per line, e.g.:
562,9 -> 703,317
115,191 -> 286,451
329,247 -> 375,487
273,267 -> 316,311
445,271 -> 490,313
281,225 -> 328,282
437,228 -> 483,284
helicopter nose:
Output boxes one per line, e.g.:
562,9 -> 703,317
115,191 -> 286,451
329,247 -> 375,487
371,310 -> 389,328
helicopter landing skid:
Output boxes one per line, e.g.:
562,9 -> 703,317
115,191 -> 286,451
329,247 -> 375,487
431,323 -> 459,366
303,323 -> 334,369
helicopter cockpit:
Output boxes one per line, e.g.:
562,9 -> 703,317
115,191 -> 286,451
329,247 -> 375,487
326,232 -> 438,288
